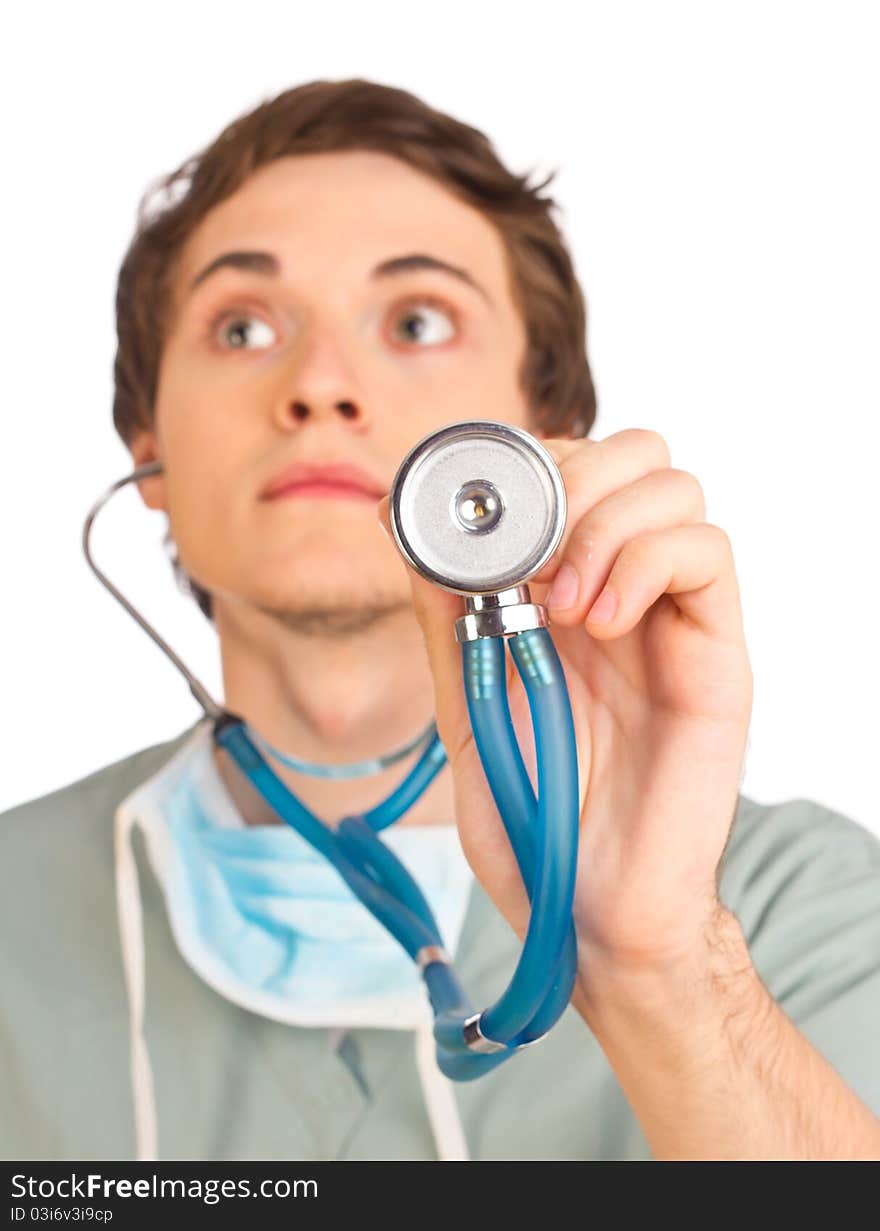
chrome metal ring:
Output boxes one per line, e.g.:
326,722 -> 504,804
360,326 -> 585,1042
416,945 -> 451,971
454,602 -> 549,643
462,1013 -> 508,1054
462,1013 -> 549,1054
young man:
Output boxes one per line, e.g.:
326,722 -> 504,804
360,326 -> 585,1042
2,79 -> 878,1162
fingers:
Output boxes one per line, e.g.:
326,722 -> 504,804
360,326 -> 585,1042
546,467 -> 707,622
532,429 -> 673,584
573,522 -> 746,642
534,430 -> 743,641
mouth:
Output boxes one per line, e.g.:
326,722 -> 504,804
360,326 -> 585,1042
260,461 -> 386,503
268,480 -> 381,502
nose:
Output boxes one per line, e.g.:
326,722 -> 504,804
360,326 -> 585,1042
288,398 -> 362,425
271,328 -> 370,433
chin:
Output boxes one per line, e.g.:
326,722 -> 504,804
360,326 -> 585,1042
236,564 -> 412,614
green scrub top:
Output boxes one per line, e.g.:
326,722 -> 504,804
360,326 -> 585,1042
1,724 -> 878,1160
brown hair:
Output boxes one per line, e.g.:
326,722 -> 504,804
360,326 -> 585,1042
112,78 -> 598,616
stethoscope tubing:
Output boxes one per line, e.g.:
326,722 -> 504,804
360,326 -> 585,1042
430,630 -> 579,1074
460,633 -> 580,1043
214,716 -> 444,958
83,461 -> 581,1079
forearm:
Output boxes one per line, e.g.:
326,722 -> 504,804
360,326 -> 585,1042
572,907 -> 880,1160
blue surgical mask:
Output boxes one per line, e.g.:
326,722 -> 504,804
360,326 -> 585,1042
117,722 -> 475,1031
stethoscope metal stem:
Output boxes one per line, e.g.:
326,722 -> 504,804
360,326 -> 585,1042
454,584 -> 550,642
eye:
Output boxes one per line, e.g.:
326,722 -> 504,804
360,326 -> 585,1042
389,298 -> 457,347
212,310 -> 278,350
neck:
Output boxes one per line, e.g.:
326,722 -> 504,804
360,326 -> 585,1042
211,596 -> 456,829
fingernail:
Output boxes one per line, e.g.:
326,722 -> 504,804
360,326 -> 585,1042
587,587 -> 617,624
548,562 -> 580,611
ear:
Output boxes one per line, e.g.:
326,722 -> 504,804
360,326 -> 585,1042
528,415 -> 584,447
525,414 -> 545,441
128,427 -> 168,512
525,409 -> 554,443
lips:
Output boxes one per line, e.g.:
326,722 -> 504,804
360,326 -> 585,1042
260,460 -> 386,501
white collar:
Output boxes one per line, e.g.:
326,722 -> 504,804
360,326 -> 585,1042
113,718 -> 471,1162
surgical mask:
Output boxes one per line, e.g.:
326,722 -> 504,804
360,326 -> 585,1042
119,721 -> 475,1031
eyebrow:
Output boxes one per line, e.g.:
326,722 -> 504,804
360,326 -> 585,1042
186,249 -> 493,306
371,253 -> 493,306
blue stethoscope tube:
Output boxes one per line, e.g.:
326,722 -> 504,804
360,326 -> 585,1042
462,633 -> 579,1046
215,624 -> 579,1081
83,461 -> 581,1081
431,629 -> 579,1076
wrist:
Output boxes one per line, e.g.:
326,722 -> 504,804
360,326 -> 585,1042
572,905 -> 766,1043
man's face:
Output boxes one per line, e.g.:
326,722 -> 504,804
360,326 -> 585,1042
136,150 -> 539,632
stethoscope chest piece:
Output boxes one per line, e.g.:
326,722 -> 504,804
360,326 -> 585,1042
388,420 -> 566,599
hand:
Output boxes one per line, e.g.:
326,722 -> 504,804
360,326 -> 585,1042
376,428 -> 753,1007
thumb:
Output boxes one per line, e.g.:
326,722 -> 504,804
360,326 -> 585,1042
376,495 -> 471,767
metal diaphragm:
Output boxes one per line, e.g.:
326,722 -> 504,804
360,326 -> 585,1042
388,420 -> 566,596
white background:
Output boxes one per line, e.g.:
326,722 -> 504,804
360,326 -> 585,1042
2,1 -> 878,835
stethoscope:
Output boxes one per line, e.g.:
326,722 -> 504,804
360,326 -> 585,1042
83,418 -> 580,1081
